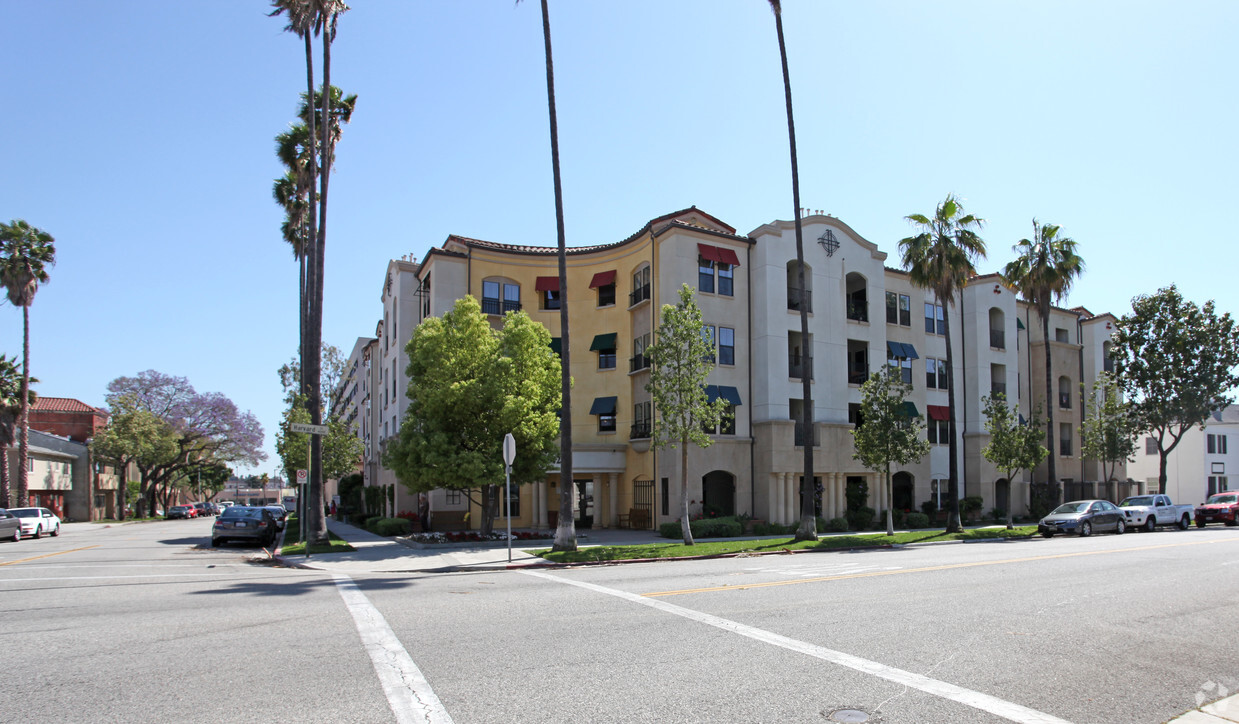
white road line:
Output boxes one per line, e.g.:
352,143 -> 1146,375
332,573 -> 454,724
0,573 -> 271,582
523,570 -> 1072,724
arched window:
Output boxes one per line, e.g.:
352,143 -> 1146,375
988,307 -> 1005,349
786,260 -> 812,312
845,272 -> 867,322
482,277 -> 520,315
1059,375 -> 1072,409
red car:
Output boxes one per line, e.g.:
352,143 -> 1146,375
1195,492 -> 1239,527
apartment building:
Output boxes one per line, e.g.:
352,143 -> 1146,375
1127,405 -> 1239,505
354,207 -> 1123,530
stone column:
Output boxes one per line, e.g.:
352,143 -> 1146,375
773,473 -> 785,524
784,473 -> 797,524
608,473 -> 619,528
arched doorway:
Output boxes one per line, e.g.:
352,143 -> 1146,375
995,478 -> 1010,514
892,472 -> 914,511
701,470 -> 735,517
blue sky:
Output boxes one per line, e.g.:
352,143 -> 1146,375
2,1 -> 1236,478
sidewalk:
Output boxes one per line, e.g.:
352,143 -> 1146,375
1171,697 -> 1239,723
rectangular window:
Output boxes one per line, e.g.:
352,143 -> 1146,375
503,283 -> 520,313
887,354 -> 912,384
599,412 -> 616,432
446,490 -> 462,505
1209,434 -> 1217,454
1055,328 -> 1069,343
720,404 -> 736,435
718,327 -> 735,365
702,325 -> 716,363
1146,436 -> 1157,455
631,267 -> 651,306
661,478 -> 669,517
1060,423 -> 1073,456
698,257 -> 715,294
717,263 -> 734,297
886,292 -> 898,324
598,346 -> 616,370
542,289 -> 561,310
899,295 -> 911,326
928,419 -> 949,445
925,303 -> 945,335
597,283 -> 615,307
632,401 -> 651,439
1222,436 -> 1229,455
631,332 -> 651,372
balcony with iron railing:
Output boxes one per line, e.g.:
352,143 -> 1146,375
630,423 -> 651,440
990,329 -> 1005,349
787,288 -> 812,313
629,285 -> 651,307
629,353 -> 649,373
1059,393 -> 1072,409
788,353 -> 814,380
848,368 -> 869,385
481,298 -> 522,315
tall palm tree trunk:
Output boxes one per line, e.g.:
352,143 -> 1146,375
302,31 -> 326,543
1042,311 -> 1057,503
771,7 -> 816,541
18,306 -> 30,507
540,0 -> 576,552
1,448 -> 8,507
943,300 -> 961,532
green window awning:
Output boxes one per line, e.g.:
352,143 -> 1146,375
1017,318 -> 1026,330
704,385 -> 743,406
589,396 -> 617,415
901,401 -> 920,418
549,338 -> 562,355
590,333 -> 617,351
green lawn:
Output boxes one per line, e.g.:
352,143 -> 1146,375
280,515 -> 355,555
536,526 -> 1038,564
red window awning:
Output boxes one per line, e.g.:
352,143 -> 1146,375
698,243 -> 741,267
535,276 -> 560,292
927,405 -> 950,421
589,270 -> 617,289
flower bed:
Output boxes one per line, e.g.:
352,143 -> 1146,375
409,530 -> 554,544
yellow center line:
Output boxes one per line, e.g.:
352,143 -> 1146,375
643,538 -> 1239,598
0,545 -> 101,567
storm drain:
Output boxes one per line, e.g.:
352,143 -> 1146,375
828,709 -> 870,723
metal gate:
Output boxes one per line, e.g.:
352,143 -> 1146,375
633,479 -> 655,530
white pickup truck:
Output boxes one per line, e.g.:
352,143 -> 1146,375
1118,494 -> 1194,531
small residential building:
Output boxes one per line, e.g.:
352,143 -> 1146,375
1127,405 -> 1239,505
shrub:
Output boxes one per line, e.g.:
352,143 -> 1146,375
988,508 -> 1006,521
904,512 -> 929,529
659,522 -> 684,539
846,506 -> 875,531
920,500 -> 939,516
961,496 -> 984,515
363,516 -> 384,533
828,517 -> 849,532
691,518 -> 743,538
372,517 -> 412,537
348,512 -> 369,527
752,522 -> 793,536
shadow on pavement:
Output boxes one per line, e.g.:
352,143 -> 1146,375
190,575 -> 419,597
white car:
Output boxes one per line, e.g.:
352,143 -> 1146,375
9,507 -> 61,539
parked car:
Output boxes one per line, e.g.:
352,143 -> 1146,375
0,509 -> 22,542
1039,500 -> 1127,537
167,505 -> 194,520
263,505 -> 289,531
192,502 -> 213,517
1195,492 -> 1239,527
9,507 -> 61,539
211,506 -> 277,548
1118,494 -> 1194,531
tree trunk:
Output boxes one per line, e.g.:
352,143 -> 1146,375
680,443 -> 693,545
772,8 -> 816,543
1158,450 -> 1168,495
17,305 -> 31,508
943,297 -> 962,533
1041,311 -> 1058,507
306,31 -> 330,545
541,0 -> 577,553
885,465 -> 894,536
1,447 -> 8,508
480,484 -> 496,536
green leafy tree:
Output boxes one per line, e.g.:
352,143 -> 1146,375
277,343 -> 347,412
383,296 -> 561,535
0,219 -> 56,507
899,195 -> 986,532
1080,372 -> 1138,486
981,393 -> 1048,528
765,0 -> 816,542
1112,285 -> 1239,494
1002,220 -> 1085,507
646,285 -> 730,545
276,395 -> 363,487
90,396 -> 179,519
852,370 -> 931,535
0,355 -> 36,507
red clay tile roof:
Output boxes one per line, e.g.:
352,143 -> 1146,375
31,397 -> 109,415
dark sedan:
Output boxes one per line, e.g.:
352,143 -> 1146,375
1039,499 -> 1127,537
166,505 -> 194,520
211,506 -> 278,548
263,505 -> 289,531
0,509 -> 21,542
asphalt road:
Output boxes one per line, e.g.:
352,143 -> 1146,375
3,518 -> 1237,723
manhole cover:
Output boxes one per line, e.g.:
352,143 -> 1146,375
829,710 -> 870,723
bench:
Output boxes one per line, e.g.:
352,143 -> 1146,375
617,507 -> 650,530
432,510 -> 469,531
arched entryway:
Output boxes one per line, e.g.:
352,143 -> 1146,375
702,470 -> 736,517
995,478 -> 1010,514
892,472 -> 914,511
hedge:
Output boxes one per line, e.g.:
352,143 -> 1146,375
371,517 -> 412,537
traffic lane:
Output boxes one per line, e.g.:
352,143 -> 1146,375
559,529 -> 1239,723
357,568 -> 1021,724
0,527 -> 401,723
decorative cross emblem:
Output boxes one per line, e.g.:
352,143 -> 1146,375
818,229 -> 839,257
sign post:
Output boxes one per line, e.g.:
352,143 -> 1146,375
502,433 -> 516,563
296,468 -> 308,558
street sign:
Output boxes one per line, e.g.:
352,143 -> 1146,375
290,422 -> 328,435
503,433 -> 516,467
296,469 -> 307,483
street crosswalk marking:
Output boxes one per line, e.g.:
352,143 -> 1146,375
523,569 -> 1073,724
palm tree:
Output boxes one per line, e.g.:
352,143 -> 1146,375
534,0 -> 577,552
1002,220 -> 1084,508
270,0 -> 349,544
0,355 -> 36,507
767,0 -> 816,541
899,195 -> 986,533
0,219 -> 56,508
